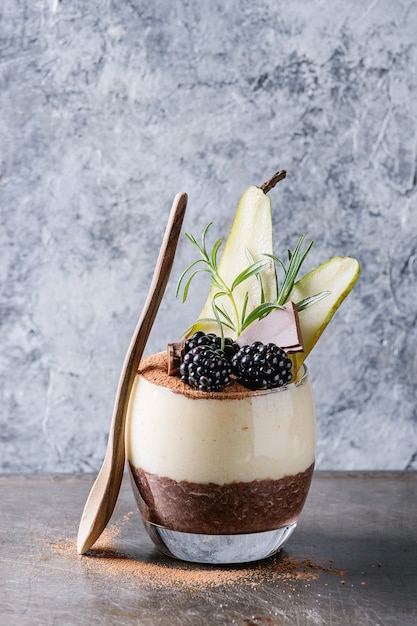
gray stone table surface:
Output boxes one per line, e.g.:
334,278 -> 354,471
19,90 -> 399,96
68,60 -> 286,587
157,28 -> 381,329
1,472 -> 416,626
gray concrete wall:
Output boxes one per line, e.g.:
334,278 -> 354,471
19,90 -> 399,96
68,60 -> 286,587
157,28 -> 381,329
1,0 -> 416,472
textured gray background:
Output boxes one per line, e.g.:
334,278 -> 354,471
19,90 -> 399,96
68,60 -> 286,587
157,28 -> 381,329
1,0 -> 416,473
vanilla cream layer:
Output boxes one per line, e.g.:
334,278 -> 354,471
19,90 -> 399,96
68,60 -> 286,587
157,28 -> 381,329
126,369 -> 316,485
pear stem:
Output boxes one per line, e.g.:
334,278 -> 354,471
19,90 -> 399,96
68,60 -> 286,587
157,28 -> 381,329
260,170 -> 287,194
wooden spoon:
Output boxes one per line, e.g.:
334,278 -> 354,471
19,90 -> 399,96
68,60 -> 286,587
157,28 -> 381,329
77,192 -> 188,554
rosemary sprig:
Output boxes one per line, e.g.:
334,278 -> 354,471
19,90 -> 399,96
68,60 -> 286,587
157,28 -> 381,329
176,223 -> 274,338
176,223 -> 329,338
265,235 -> 313,305
268,235 -> 330,312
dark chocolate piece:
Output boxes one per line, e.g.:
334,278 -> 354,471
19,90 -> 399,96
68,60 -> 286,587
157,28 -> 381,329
167,341 -> 185,376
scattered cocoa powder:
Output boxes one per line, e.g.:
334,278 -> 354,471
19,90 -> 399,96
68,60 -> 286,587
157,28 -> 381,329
299,557 -> 345,577
49,525 -> 345,590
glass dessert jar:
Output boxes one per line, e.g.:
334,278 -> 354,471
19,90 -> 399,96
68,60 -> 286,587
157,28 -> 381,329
126,352 -> 316,564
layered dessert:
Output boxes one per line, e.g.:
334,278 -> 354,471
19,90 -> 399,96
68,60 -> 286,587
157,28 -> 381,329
126,352 -> 315,535
125,170 -> 359,562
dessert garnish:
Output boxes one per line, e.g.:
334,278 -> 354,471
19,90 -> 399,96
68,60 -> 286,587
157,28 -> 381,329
174,332 -> 237,391
179,343 -> 232,392
235,301 -> 303,353
176,224 -> 324,344
168,170 -> 360,391
167,333 -> 238,377
231,342 -> 293,390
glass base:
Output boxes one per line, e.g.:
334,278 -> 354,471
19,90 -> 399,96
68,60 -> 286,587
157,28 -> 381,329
143,520 -> 297,564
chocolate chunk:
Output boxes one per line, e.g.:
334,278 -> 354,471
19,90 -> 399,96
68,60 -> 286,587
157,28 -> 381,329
167,341 -> 185,375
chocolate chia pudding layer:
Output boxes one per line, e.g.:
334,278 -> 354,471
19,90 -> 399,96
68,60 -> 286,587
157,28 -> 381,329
129,462 -> 314,535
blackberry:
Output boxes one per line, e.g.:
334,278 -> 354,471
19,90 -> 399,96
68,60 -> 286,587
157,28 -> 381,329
184,331 -> 216,351
231,341 -> 293,390
180,345 -> 232,392
184,332 -> 239,362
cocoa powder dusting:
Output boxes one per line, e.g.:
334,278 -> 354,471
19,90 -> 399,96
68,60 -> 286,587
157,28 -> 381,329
50,525 -> 344,590
139,352 -> 284,400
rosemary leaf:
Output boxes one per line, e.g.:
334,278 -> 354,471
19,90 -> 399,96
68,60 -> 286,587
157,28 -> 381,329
246,249 -> 268,304
241,291 -> 249,327
231,258 -> 271,291
201,222 -> 214,255
241,302 -> 283,331
211,237 -> 224,268
296,291 -> 330,312
176,259 -> 204,298
182,268 -> 211,303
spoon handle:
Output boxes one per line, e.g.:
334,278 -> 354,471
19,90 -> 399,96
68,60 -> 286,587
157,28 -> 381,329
77,192 -> 187,554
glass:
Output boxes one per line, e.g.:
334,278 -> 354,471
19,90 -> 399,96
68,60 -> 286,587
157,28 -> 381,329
125,362 -> 316,564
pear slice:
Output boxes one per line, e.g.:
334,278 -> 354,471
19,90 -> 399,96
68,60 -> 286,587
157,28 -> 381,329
290,256 -> 360,374
189,184 -> 279,338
